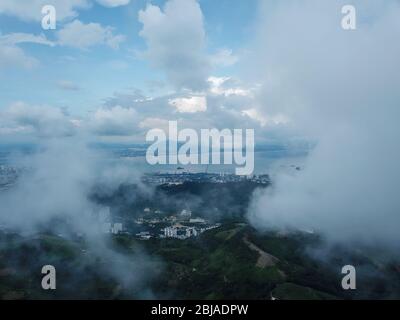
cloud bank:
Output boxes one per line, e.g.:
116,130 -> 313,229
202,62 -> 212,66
0,0 -> 130,21
138,0 -> 210,91
248,0 -> 400,247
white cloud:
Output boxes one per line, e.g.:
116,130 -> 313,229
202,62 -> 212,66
0,0 -> 90,21
0,102 -> 76,137
0,0 -> 130,21
242,108 -> 289,127
0,22 -> 124,59
139,117 -> 170,131
57,80 -> 81,91
99,83 -> 268,140
138,0 -> 210,90
208,76 -> 253,97
0,43 -> 39,69
57,20 -> 125,49
169,96 -> 207,113
210,48 -> 239,67
0,103 -> 140,138
0,23 -> 126,69
248,0 -> 400,246
0,32 -> 55,47
89,106 -> 137,136
0,32 -> 54,70
95,0 -> 130,7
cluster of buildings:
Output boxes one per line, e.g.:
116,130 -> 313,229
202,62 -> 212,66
141,172 -> 270,186
97,205 -> 221,240
134,207 -> 221,240
162,223 -> 199,239
98,207 -> 125,235
161,223 -> 221,240
0,165 -> 20,191
134,208 -> 197,225
102,222 -> 123,235
135,231 -> 151,240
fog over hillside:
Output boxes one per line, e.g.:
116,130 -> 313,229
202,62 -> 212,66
0,137 -> 161,297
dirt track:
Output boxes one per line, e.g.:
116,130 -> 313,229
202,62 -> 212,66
243,236 -> 279,268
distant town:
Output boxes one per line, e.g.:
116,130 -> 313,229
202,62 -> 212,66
96,172 -> 271,240
101,206 -> 221,241
141,172 -> 271,186
1,170 -> 271,239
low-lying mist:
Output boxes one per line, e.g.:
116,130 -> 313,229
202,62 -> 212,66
247,0 -> 400,252
0,136 -> 161,298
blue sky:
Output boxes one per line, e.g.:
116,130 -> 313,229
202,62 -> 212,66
0,0 -> 258,116
1,0 -> 283,146
1,0 -> 398,150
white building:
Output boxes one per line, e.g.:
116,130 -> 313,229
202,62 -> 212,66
185,227 -> 198,238
163,224 -> 199,239
179,209 -> 192,219
111,223 -> 123,234
136,231 -> 151,240
189,218 -> 206,224
164,226 -> 178,238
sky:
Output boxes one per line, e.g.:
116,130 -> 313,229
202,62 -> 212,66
0,0 -> 272,145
